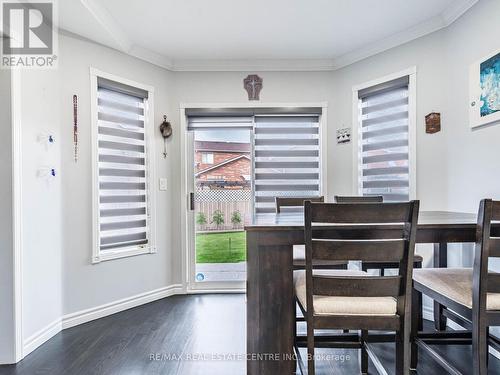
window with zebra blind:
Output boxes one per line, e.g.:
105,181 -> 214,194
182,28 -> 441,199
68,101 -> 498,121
356,72 -> 416,202
253,116 -> 321,213
91,70 -> 156,263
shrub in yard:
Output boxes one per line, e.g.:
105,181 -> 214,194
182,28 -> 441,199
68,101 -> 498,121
196,212 -> 207,226
231,211 -> 242,227
211,210 -> 224,229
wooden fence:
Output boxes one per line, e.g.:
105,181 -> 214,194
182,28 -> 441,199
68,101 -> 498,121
195,189 -> 252,232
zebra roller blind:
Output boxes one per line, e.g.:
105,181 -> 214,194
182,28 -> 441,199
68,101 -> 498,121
357,76 -> 410,202
96,78 -> 150,252
253,116 -> 321,213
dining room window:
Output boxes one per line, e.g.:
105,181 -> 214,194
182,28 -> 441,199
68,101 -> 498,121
253,116 -> 321,213
356,73 -> 415,201
90,69 -> 156,263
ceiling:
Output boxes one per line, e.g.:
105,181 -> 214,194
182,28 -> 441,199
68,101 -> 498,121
58,0 -> 478,71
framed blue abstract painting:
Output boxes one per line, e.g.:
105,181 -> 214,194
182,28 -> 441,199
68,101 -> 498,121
469,49 -> 500,128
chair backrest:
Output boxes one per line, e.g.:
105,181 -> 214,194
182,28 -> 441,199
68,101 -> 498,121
275,196 -> 324,213
334,195 -> 383,203
304,200 -> 419,316
473,199 -> 500,314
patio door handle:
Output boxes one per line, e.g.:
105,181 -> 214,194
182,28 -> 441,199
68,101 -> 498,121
189,192 -> 195,211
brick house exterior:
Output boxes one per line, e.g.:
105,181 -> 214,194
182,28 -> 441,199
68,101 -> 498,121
195,141 -> 251,189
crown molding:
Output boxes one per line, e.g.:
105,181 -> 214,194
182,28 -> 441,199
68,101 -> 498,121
441,0 -> 479,25
170,58 -> 335,72
80,0 -> 132,52
128,45 -> 174,70
331,15 -> 446,71
74,0 -> 478,72
330,0 -> 479,71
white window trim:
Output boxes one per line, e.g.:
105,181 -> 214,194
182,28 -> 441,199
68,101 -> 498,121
90,67 -> 157,264
351,67 -> 417,200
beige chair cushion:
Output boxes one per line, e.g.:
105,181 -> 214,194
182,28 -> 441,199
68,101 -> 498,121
413,268 -> 500,310
293,245 -> 348,267
294,269 -> 397,316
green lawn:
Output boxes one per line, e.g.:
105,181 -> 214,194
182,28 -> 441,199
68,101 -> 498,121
196,231 -> 246,263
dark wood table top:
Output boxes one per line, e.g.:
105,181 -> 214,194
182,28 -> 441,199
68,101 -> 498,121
246,211 -> 477,231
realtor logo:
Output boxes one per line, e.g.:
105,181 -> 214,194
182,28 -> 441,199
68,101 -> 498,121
1,0 -> 58,68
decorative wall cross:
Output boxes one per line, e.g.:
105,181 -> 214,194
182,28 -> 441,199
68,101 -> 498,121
244,74 -> 263,100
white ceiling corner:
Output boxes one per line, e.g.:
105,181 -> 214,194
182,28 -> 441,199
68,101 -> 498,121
66,0 -> 479,72
79,0 -> 132,52
441,0 -> 479,25
331,0 -> 479,70
128,45 -> 174,71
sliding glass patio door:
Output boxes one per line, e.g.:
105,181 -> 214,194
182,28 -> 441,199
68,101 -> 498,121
185,109 -> 324,291
187,117 -> 253,289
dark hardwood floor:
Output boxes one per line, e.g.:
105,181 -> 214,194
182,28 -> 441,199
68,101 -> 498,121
1,294 -> 499,374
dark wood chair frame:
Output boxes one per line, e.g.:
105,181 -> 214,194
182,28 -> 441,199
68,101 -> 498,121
335,195 -> 423,275
276,196 -> 325,214
297,200 -> 420,375
412,199 -> 500,375
276,196 -> 348,271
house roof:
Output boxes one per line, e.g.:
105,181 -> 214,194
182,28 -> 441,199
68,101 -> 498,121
195,141 -> 251,153
195,155 -> 250,177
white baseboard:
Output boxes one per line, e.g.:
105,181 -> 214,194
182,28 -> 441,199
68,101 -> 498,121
22,284 -> 183,359
186,288 -> 246,294
422,306 -> 500,360
62,284 -> 184,330
23,318 -> 62,358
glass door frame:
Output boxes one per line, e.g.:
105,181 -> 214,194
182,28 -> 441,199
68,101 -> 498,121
180,103 -> 328,293
185,129 -> 250,292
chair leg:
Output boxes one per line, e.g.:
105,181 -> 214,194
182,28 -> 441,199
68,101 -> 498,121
395,328 -> 410,375
293,301 -> 298,347
307,319 -> 315,375
414,261 -> 423,331
472,319 -> 488,375
410,288 -> 420,370
360,330 -> 368,374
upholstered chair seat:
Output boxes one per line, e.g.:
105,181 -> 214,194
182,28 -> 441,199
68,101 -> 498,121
413,267 -> 500,310
294,269 -> 397,316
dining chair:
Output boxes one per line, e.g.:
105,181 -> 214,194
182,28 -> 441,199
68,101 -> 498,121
295,200 -> 420,374
412,199 -> 500,375
275,196 -> 348,270
334,195 -> 424,276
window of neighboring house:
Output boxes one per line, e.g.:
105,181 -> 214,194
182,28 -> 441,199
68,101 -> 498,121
202,153 -> 214,164
91,69 -> 156,263
356,72 -> 415,202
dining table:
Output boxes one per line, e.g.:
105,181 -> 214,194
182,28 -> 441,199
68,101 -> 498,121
245,210 -> 500,375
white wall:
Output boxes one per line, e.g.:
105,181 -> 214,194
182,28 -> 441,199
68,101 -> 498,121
443,0 -> 500,214
331,31 -> 449,213
0,69 -> 15,363
58,34 -> 177,315
18,67 -> 63,344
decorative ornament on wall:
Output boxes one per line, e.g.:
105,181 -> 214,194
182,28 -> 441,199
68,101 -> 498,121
469,49 -> 500,129
425,112 -> 441,134
244,74 -> 263,100
73,95 -> 78,162
336,127 -> 351,144
159,115 -> 172,158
